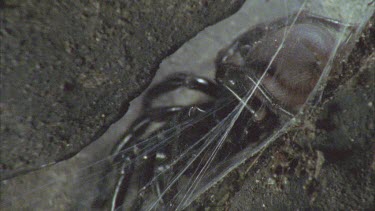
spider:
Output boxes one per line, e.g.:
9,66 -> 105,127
107,11 -> 353,211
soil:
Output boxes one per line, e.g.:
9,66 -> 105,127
227,52 -> 375,210
0,0 -> 244,174
1,0 -> 374,210
191,13 -> 375,210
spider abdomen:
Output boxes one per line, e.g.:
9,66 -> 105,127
249,23 -> 336,110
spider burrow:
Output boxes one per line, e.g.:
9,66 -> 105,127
108,11 -> 355,211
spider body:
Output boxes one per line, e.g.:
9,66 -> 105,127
109,12 -> 352,211
250,23 -> 335,109
217,13 -> 346,113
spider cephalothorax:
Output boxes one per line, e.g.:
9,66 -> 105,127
108,11 -> 353,211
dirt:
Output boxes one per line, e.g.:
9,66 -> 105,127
191,14 -> 375,210
0,0 -> 244,175
227,54 -> 374,210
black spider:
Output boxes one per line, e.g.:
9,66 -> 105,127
108,11 -> 353,211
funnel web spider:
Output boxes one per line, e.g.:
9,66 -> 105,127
109,11 -> 353,211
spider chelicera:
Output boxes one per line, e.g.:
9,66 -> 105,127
108,11 -> 353,211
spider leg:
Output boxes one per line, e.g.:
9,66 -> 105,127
111,73 -> 225,210
143,73 -> 222,108
113,73 -> 224,160
112,105 -> 211,160
110,104 -> 211,211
